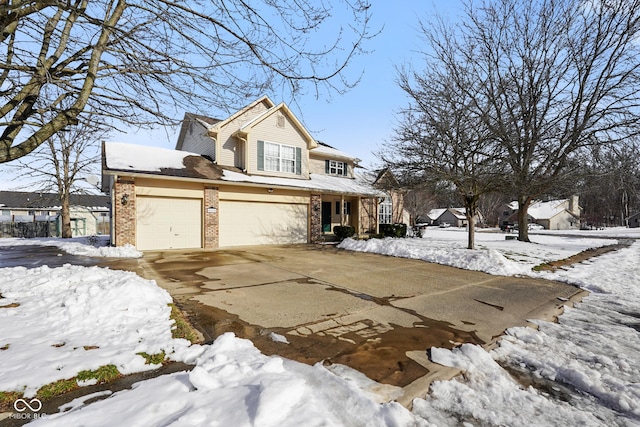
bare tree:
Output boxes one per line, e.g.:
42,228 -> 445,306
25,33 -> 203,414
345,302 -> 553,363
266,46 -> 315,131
424,0 -> 640,241
0,0 -> 374,163
384,63 -> 503,249
13,118 -> 106,238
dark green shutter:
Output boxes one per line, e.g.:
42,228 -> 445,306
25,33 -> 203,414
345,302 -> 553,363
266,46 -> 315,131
343,163 -> 348,176
257,140 -> 264,171
325,160 -> 330,174
296,147 -> 301,175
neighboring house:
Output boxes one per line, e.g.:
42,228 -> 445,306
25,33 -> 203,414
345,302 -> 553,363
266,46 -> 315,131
0,191 -> 110,237
628,212 -> 640,228
423,207 -> 483,227
501,196 -> 582,230
439,208 -> 468,227
102,96 -> 407,250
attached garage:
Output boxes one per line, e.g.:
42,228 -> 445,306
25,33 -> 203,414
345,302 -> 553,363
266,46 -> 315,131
136,196 -> 203,250
219,200 -> 308,247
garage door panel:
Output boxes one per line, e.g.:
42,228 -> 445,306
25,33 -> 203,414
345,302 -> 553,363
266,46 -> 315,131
219,201 -> 308,247
137,197 -> 202,250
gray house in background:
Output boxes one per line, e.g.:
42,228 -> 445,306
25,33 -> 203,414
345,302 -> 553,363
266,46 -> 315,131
0,191 -> 110,237
628,212 -> 640,228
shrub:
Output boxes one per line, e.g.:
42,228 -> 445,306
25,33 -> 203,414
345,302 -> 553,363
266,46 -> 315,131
379,223 -> 407,238
333,225 -> 355,240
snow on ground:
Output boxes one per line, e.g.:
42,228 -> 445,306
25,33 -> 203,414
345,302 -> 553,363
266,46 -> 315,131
338,227 -> 623,276
30,333 -> 416,427
0,265 -> 196,398
1,227 -> 639,426
0,235 -> 142,258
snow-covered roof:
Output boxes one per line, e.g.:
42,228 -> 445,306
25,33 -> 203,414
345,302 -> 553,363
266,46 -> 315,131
105,142 -> 197,172
311,142 -> 359,162
222,169 -> 382,196
427,208 -> 447,220
508,199 -> 569,220
103,142 -> 380,197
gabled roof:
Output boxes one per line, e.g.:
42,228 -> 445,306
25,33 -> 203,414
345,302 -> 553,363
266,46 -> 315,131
426,208 -> 447,220
209,96 -> 276,133
372,168 -> 401,189
0,191 -> 109,209
233,102 -> 318,149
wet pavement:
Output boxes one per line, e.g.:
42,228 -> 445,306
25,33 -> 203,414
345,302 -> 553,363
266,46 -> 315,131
0,245 -> 99,269
100,244 -> 584,404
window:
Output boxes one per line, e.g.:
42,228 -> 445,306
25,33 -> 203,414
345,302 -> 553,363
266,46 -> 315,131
379,196 -> 392,224
325,160 -> 347,176
335,201 -> 351,215
257,140 -> 301,175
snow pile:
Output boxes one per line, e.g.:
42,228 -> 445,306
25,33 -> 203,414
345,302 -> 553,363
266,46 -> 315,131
31,333 -> 418,427
0,236 -> 142,258
338,229 -> 618,276
0,265 -> 194,397
411,241 -> 640,426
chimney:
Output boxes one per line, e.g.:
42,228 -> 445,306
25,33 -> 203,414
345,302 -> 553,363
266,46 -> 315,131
568,195 -> 579,215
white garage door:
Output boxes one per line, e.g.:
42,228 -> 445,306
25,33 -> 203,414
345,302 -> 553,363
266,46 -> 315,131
136,197 -> 202,250
219,201 -> 308,247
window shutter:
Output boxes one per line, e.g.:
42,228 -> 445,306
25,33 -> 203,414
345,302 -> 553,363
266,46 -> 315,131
325,160 -> 330,174
335,201 -> 340,215
257,140 -> 264,171
296,147 -> 302,175
343,163 -> 348,176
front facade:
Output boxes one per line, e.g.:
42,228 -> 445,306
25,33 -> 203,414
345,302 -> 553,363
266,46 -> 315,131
103,97 -> 405,250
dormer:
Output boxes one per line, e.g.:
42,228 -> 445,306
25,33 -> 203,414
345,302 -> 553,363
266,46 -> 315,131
309,142 -> 360,179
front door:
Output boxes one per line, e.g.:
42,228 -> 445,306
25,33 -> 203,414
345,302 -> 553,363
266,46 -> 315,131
321,202 -> 332,233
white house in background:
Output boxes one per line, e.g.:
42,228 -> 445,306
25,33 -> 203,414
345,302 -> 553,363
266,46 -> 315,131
502,196 -> 582,230
420,207 -> 483,227
102,96 -> 407,250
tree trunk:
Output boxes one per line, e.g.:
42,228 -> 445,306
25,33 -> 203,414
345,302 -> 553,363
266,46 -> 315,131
60,191 -> 72,238
467,212 -> 476,249
517,196 -> 532,242
464,197 -> 478,250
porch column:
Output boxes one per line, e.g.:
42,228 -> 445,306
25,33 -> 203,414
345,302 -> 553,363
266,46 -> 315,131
310,194 -> 322,243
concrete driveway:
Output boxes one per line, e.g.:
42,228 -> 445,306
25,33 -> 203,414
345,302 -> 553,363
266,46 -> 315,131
102,244 -> 584,405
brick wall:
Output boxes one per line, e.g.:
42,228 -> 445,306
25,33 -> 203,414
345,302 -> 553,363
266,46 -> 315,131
114,179 -> 136,246
310,193 -> 321,243
204,186 -> 219,248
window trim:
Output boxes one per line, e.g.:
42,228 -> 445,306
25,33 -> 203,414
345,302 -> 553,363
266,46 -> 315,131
257,140 -> 302,175
325,159 -> 347,176
379,196 -> 392,225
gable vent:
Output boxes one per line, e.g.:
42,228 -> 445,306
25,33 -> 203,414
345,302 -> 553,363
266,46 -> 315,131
276,114 -> 285,128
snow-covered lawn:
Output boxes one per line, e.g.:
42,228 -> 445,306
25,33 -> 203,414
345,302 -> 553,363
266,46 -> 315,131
1,228 -> 639,426
0,235 -> 142,258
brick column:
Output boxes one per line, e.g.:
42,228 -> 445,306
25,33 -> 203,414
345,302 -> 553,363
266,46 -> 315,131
204,187 -> 219,249
310,194 -> 322,243
114,179 -> 136,247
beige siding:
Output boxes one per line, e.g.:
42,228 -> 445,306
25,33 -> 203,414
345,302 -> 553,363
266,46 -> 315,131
219,186 -> 309,204
309,155 -> 354,178
246,114 -> 310,179
179,121 -> 216,158
218,102 -> 271,167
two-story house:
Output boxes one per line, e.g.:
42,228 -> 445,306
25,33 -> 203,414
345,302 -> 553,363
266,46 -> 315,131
102,96 -> 405,250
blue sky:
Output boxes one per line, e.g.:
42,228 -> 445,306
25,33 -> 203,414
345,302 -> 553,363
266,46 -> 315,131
113,1 -> 464,169
1,1 -> 464,190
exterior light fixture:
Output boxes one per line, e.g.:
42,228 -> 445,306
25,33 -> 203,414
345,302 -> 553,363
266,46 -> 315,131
121,193 -> 129,205
268,188 -> 274,193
